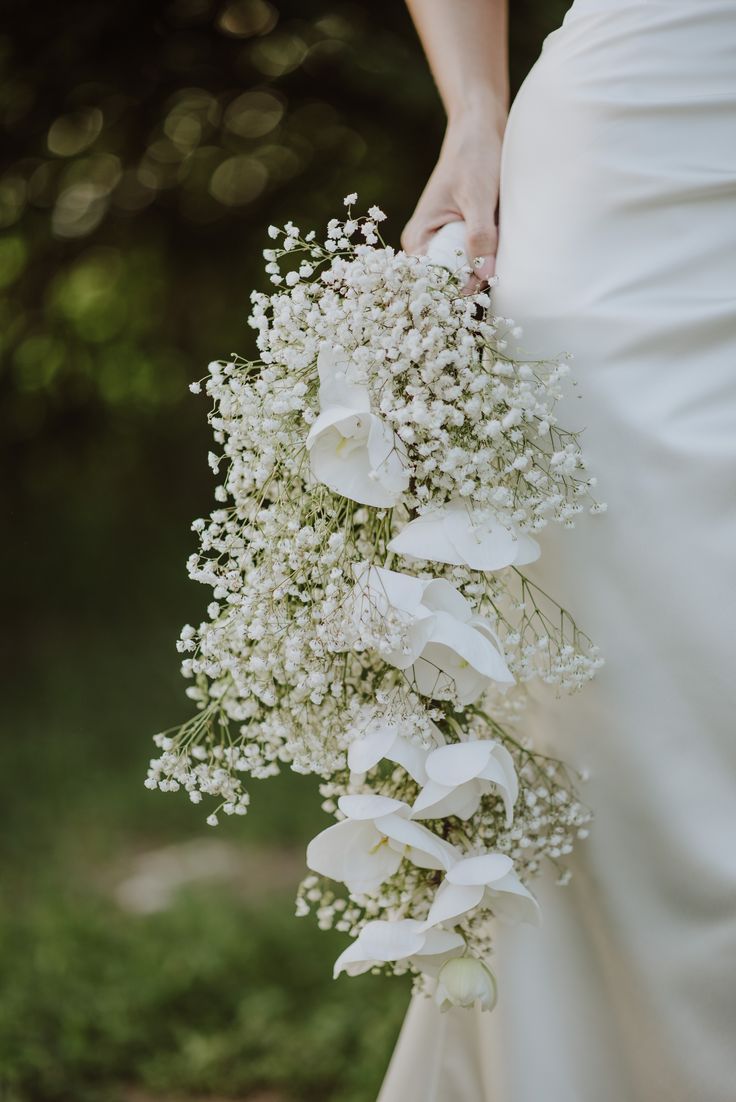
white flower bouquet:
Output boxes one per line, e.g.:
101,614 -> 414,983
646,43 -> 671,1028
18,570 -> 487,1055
148,197 -> 605,1011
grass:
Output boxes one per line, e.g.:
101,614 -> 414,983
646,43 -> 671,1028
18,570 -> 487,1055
0,887 -> 408,1102
0,484 -> 409,1100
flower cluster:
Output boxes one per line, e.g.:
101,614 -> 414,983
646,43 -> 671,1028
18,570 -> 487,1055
148,199 -> 603,1011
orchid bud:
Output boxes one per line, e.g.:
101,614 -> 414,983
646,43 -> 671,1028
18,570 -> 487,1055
435,956 -> 498,1013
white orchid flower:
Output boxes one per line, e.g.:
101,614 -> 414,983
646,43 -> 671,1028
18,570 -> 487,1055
333,918 -> 465,979
347,718 -> 445,785
435,955 -> 498,1013
423,853 -> 541,929
411,740 -> 519,827
306,793 -> 458,895
388,498 -> 540,571
306,346 -> 410,507
350,564 -> 514,704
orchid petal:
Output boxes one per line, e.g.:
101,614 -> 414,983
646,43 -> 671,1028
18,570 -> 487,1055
388,500 -> 540,570
426,612 -> 513,683
366,417 -> 411,496
347,724 -> 399,774
411,650 -> 486,705
306,406 -> 366,448
379,813 -> 458,871
338,793 -> 407,820
485,871 -> 542,926
479,745 -> 519,825
446,853 -> 514,886
420,577 -> 473,622
388,735 -> 431,785
425,741 -> 494,787
424,880 -> 485,928
388,512 -> 461,565
306,819 -> 402,894
347,726 -> 430,785
308,418 -> 401,508
411,779 -> 482,821
351,564 -> 427,619
353,918 -> 426,962
489,743 -> 519,809
410,931 -> 467,977
332,942 -> 379,978
333,920 -> 465,980
444,500 -> 541,570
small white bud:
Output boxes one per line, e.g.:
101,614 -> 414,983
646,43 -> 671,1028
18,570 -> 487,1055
435,956 -> 498,1013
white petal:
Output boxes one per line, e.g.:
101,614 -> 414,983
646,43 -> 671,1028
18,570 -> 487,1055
414,629 -> 509,704
366,417 -> 410,496
418,927 -> 466,957
337,793 -> 407,820
420,577 -> 473,622
485,871 -> 542,926
424,880 -> 485,928
510,533 -> 541,566
480,744 -> 519,825
467,614 -> 506,656
352,564 -> 427,619
305,406 -> 367,449
394,617 -> 437,671
446,853 -> 514,886
411,778 -> 482,821
332,942 -> 378,978
389,504 -> 540,571
380,813 -> 459,871
388,512 -> 462,566
333,918 -> 425,977
306,819 -> 402,894
410,653 -> 461,701
347,724 -> 399,774
426,612 -> 513,685
489,743 -> 519,808
425,741 -> 494,786
388,735 -> 431,785
308,421 -> 400,508
444,500 -> 541,571
411,650 -> 487,705
410,933 -> 466,978
353,918 -> 425,961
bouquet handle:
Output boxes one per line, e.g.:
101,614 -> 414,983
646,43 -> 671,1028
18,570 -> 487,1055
424,219 -> 470,271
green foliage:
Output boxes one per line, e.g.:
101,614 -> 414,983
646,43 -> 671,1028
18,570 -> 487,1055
0,889 -> 408,1102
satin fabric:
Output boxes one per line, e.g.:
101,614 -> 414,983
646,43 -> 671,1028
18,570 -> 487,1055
378,3 -> 736,1099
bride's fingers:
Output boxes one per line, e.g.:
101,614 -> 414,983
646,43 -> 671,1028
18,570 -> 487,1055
400,222 -> 425,255
465,220 -> 498,281
401,216 -> 444,256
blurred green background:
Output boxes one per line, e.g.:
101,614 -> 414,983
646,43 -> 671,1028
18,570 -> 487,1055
1,1 -> 567,1098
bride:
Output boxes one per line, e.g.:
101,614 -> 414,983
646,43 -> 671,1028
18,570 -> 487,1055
379,1 -> 736,1100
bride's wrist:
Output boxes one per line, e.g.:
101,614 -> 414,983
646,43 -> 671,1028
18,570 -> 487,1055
446,94 -> 507,139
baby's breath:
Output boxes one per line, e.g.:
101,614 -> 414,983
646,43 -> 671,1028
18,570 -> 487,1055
148,203 -> 604,1003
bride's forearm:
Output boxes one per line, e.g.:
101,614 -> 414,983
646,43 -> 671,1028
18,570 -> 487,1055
402,0 -> 508,273
406,0 -> 509,133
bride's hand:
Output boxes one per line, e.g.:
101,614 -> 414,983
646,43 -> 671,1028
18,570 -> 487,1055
401,109 -> 505,282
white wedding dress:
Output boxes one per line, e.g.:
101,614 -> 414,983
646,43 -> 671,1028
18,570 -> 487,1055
378,2 -> 736,1100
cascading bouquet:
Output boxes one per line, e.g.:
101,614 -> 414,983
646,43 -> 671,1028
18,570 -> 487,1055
147,195 -> 605,1013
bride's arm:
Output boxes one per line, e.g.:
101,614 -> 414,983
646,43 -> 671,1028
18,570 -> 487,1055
403,0 -> 509,279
